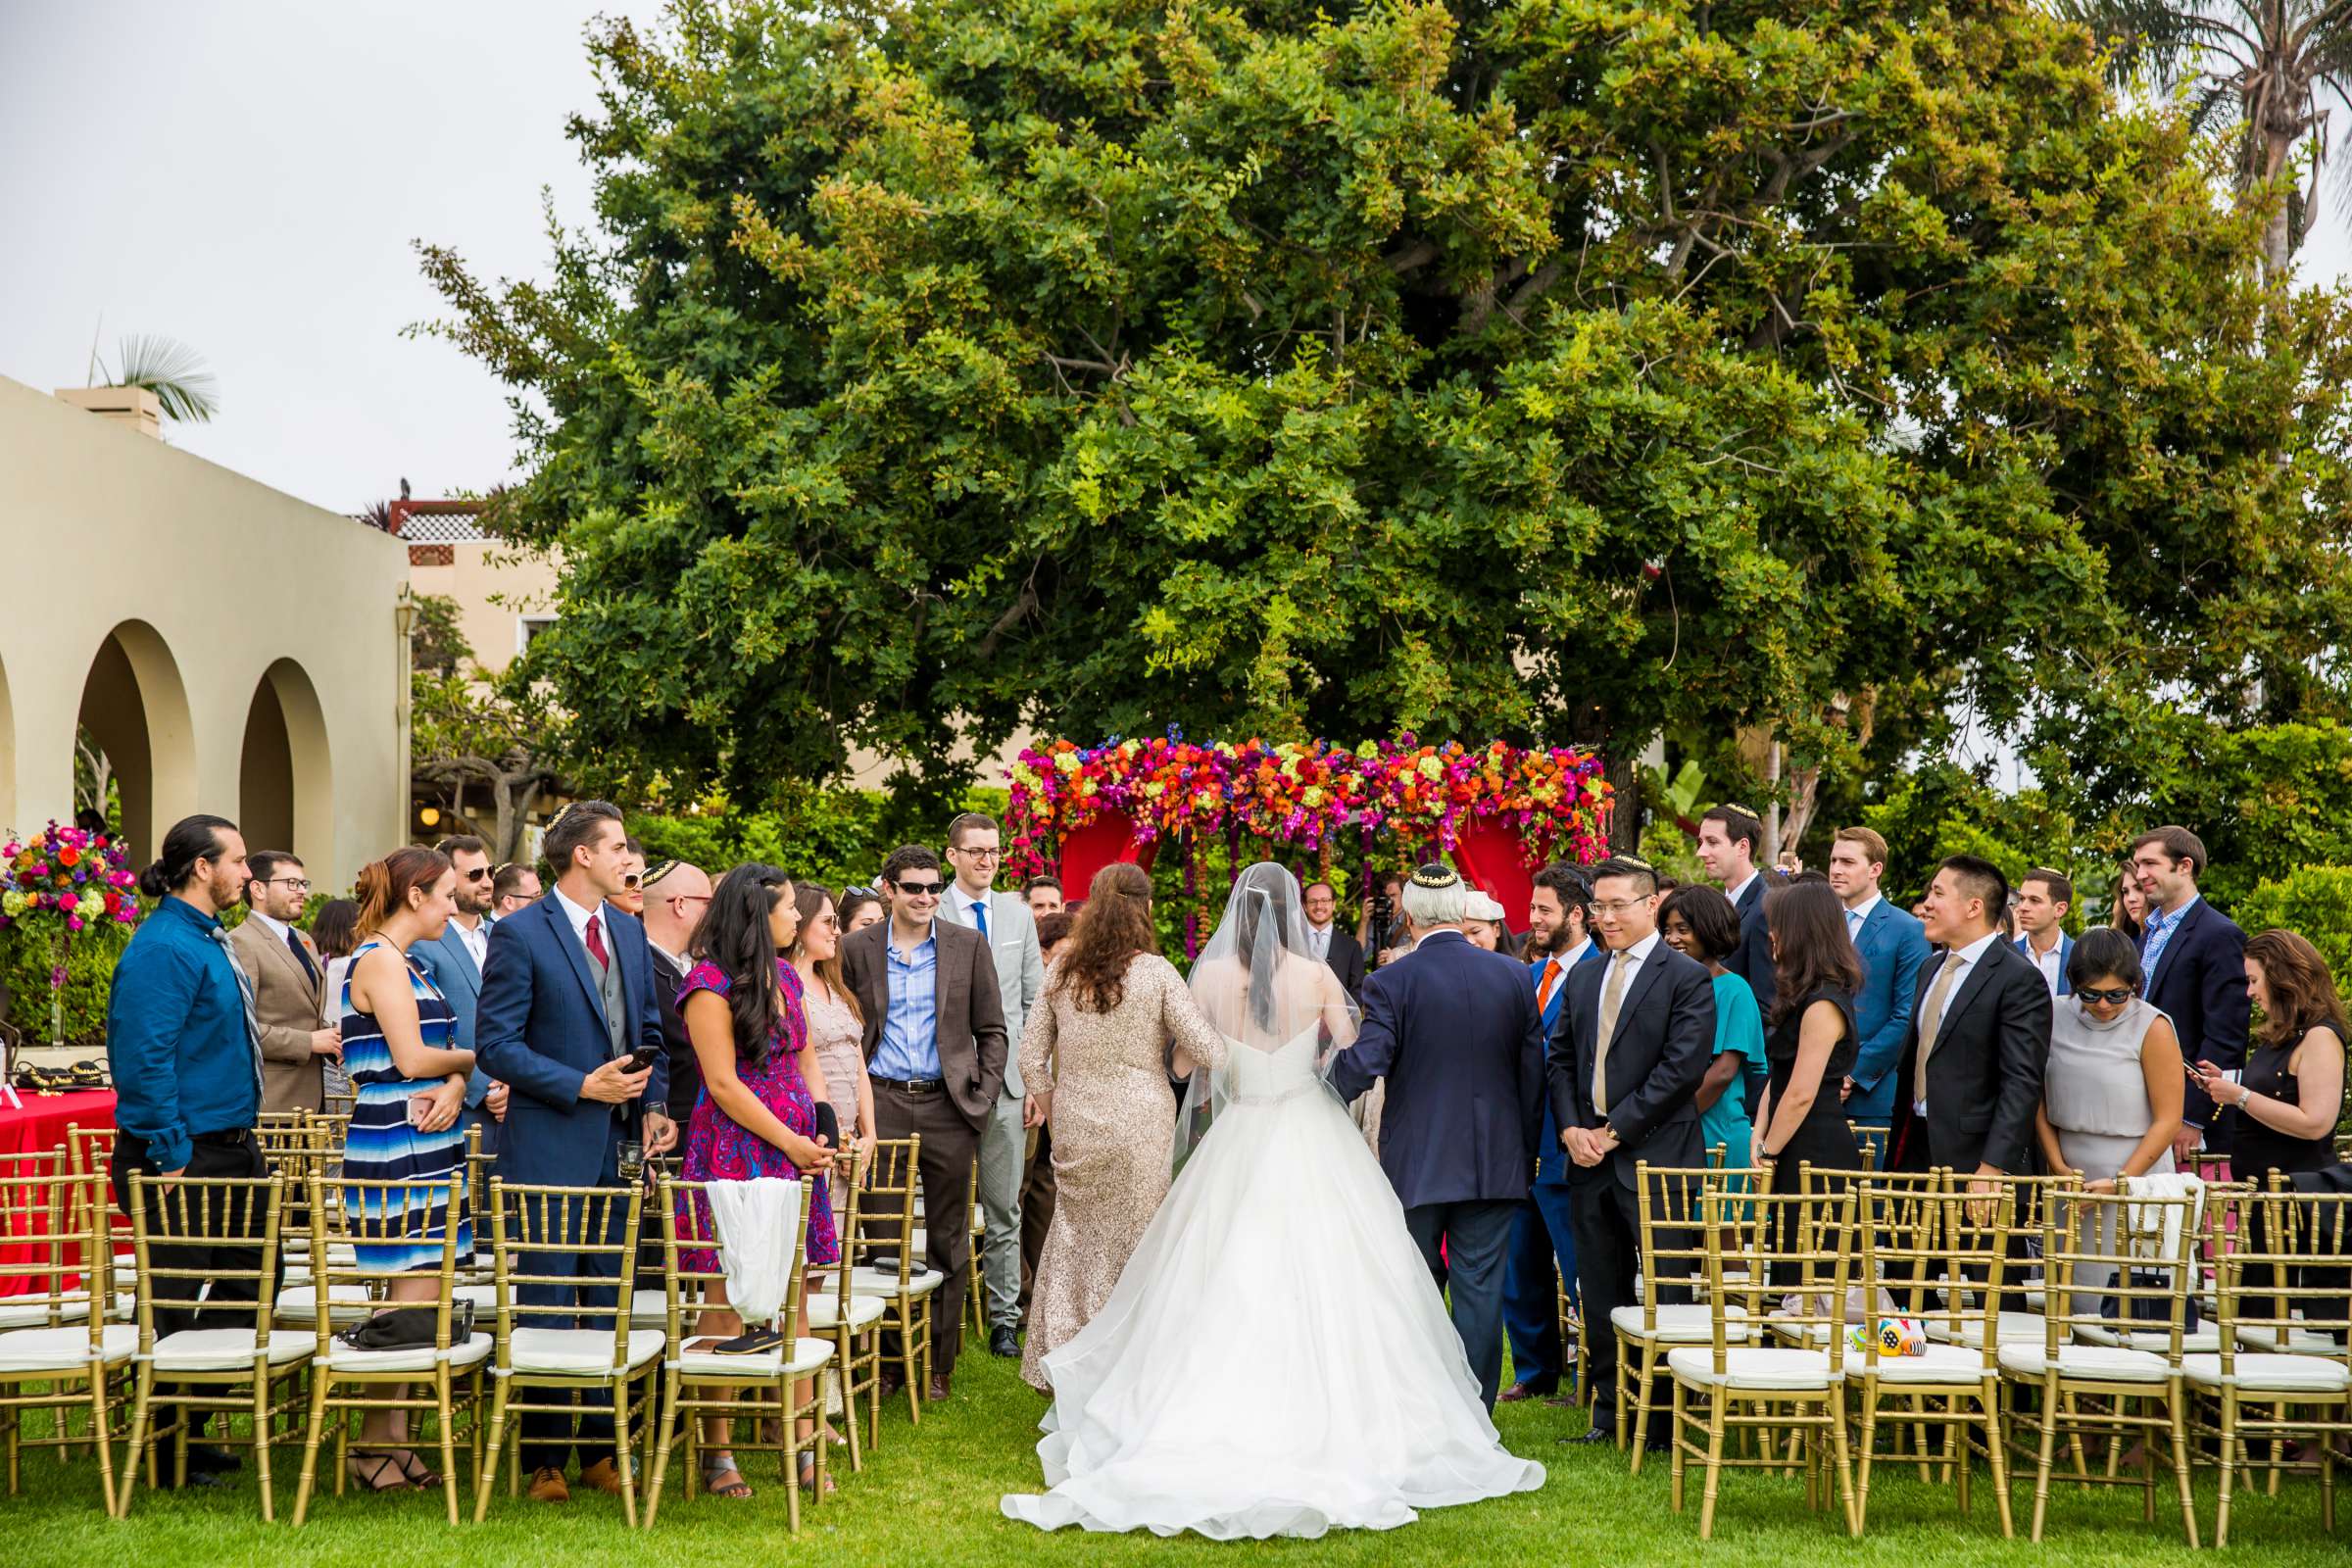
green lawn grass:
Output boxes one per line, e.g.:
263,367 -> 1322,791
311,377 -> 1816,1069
6,1351 -> 2335,1565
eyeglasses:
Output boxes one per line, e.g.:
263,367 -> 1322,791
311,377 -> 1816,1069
261,876 -> 312,893
1591,899 -> 1650,916
952,846 -> 1002,859
669,893 -> 711,908
895,878 -> 946,896
2078,986 -> 2135,1005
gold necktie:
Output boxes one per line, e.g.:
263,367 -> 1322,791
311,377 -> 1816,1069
1911,953 -> 1965,1108
1592,950 -> 1636,1117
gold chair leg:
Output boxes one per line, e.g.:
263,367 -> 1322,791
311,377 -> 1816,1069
2166,1387 -> 2199,1548
1984,1388 -> 2014,1539
2214,1391 -> 2236,1550
1854,1392 -> 1879,1532
1669,1379 -> 1688,1512
253,1376 -> 275,1523
435,1378 -> 460,1528
1829,1397 -> 1861,1537
470,1384 -> 510,1523
643,1372 -> 682,1529
1629,1341 -> 1660,1473
2029,1384 -> 2058,1543
612,1383 -> 639,1529
1696,1396 -> 1728,1540
118,1369 -> 155,1518
290,1367 -> 330,1526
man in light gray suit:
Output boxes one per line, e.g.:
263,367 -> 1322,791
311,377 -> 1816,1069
412,834 -> 503,1153
937,810 -> 1044,1359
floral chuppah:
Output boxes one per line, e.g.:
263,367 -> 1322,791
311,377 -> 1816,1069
1005,734 -> 1612,949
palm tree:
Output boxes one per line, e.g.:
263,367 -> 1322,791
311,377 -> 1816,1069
2062,2 -> 2352,277
87,332 -> 221,423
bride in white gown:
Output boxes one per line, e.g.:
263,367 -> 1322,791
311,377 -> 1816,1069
1000,863 -> 1544,1538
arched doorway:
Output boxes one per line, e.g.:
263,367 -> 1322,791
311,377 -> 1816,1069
75,620 -> 196,866
239,659 -> 334,869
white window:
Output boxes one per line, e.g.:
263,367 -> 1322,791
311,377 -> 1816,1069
516,613 -> 558,655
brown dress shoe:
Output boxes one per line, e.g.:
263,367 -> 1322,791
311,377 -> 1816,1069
927,1372 -> 952,1401
527,1466 -> 570,1503
579,1457 -> 626,1495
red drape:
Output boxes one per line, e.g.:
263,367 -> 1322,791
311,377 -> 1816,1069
1452,816 -> 1540,930
1058,810 -> 1156,895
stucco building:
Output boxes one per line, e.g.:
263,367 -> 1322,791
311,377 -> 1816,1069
0,374 -> 410,891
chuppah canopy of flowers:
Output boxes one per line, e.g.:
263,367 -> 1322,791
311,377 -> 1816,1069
1004,732 -> 1613,878
0,820 -> 143,994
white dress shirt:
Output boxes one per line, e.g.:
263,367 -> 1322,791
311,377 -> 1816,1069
1914,929 -> 2003,1115
950,883 -> 993,934
1843,892 -> 1883,938
1595,930 -> 1662,1040
551,884 -> 603,947
1305,920 -> 1334,962
1723,870 -> 1759,909
246,909 -> 294,944
2021,932 -> 2064,996
449,912 -> 490,971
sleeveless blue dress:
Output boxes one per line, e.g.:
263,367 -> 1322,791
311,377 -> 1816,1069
339,939 -> 471,1271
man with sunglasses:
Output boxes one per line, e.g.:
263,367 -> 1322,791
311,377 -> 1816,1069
416,835 -> 507,1152
227,849 -> 336,1114
839,843 -> 1010,1401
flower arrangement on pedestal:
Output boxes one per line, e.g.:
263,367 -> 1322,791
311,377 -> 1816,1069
0,821 -> 143,1045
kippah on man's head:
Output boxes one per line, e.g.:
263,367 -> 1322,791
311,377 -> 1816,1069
1410,862 -> 1461,891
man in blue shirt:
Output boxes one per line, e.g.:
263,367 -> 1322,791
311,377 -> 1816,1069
838,843 -> 1008,1401
106,812 -> 270,1485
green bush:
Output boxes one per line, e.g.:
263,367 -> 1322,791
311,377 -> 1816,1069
0,920 -> 132,1052
2232,865 -> 2352,1001
629,784 -> 1010,899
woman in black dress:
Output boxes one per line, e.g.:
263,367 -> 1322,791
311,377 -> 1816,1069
1753,881 -> 1867,1268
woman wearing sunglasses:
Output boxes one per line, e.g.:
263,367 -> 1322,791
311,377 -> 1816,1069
2036,927 -> 2186,1311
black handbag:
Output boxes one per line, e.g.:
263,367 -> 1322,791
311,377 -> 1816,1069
334,1300 -> 475,1351
2099,1268 -> 2199,1331
813,1102 -> 841,1152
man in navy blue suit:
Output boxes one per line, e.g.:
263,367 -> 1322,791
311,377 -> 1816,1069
1497,862 -> 1602,1404
2011,867 -> 2075,998
2130,826 -> 2250,1162
1328,863 -> 1546,1411
1696,805 -> 1775,1020
1826,826 -> 1932,1143
476,801 -> 673,1505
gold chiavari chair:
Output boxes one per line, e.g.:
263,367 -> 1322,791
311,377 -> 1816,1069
1855,1180 -> 2015,1536
2191,1183 -> 2351,1545
1848,1122 -> 1890,1171
0,1165 -> 129,1514
848,1137 -> 936,1424
2000,1185 -> 2201,1545
644,1176 -> 833,1529
1669,1186 -> 1860,1540
966,1159 -> 990,1340
806,1149 -> 885,1468
120,1170 -> 310,1518
1617,1161 -> 1762,1469
472,1179 -> 661,1525
63,1126 -> 133,1320
290,1174 -> 487,1525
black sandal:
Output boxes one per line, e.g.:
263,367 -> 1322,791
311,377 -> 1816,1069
347,1449 -> 409,1493
397,1450 -> 443,1490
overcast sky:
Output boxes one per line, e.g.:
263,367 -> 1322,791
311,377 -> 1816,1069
4,2 -> 2349,518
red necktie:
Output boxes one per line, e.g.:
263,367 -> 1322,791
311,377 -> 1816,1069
585,911 -> 610,972
1537,956 -> 1563,1015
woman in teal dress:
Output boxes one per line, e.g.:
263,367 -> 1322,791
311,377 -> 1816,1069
1659,887 -> 1767,1179
339,846 -> 476,1491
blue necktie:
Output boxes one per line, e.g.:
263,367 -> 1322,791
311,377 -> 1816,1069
973,895 -> 990,945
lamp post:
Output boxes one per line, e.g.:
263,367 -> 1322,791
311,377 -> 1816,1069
395,584 -> 415,850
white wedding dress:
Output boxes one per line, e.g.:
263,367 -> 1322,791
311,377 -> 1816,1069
999,1025 -> 1545,1539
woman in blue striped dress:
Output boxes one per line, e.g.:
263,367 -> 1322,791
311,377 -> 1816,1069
339,844 -> 476,1491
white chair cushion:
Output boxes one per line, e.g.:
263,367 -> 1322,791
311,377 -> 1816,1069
1668,1347 -> 1840,1391
2232,1323 -> 2342,1355
0,1322 -> 136,1372
629,1288 -> 671,1326
324,1332 -> 495,1376
1859,1344 -> 1997,1385
153,1327 -> 315,1372
453,1284 -> 496,1312
1997,1343 -> 2169,1383
2182,1352 -> 2351,1395
2074,1320 -> 2221,1354
508,1326 -> 664,1377
676,1337 -> 834,1379
850,1266 -> 943,1298
0,1292 -> 94,1330
1610,1303 -> 1751,1344
1928,1311 -> 2046,1348
806,1294 -> 887,1332
272,1284 -> 374,1324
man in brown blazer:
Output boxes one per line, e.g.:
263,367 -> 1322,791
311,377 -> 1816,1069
227,851 -> 338,1114
838,843 -> 1008,1398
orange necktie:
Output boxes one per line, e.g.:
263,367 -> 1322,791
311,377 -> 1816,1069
1537,956 -> 1563,1015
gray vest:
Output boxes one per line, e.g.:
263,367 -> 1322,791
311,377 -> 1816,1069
593,917 -> 626,1057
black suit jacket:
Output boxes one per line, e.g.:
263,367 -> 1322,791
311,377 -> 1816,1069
651,946 -> 700,1127
1888,937 -> 2051,1174
1327,931 -> 1544,1207
1724,876 -> 1777,1020
2141,898 -> 2251,1146
1545,941 -> 1715,1190
1319,927 -> 1367,1000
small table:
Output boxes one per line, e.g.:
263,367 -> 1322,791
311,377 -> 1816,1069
0,1088 -> 117,1298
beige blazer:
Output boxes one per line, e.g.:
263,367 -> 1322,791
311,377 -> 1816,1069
228,914 -> 328,1114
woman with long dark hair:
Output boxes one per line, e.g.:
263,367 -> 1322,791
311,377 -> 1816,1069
787,881 -> 872,1216
1752,880 -> 1867,1183
836,885 -> 885,937
675,862 -> 839,1498
1658,886 -> 1768,1171
1016,861 -> 1224,1392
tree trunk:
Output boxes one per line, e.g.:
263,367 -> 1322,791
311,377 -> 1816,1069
1605,753 -> 1641,857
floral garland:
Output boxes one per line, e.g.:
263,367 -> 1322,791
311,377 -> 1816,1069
1004,731 -> 1612,877
0,822 -> 143,1040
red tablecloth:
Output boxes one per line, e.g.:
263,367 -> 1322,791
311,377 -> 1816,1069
0,1089 -> 116,1298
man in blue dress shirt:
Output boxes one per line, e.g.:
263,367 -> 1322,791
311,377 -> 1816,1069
106,812 -> 270,1484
